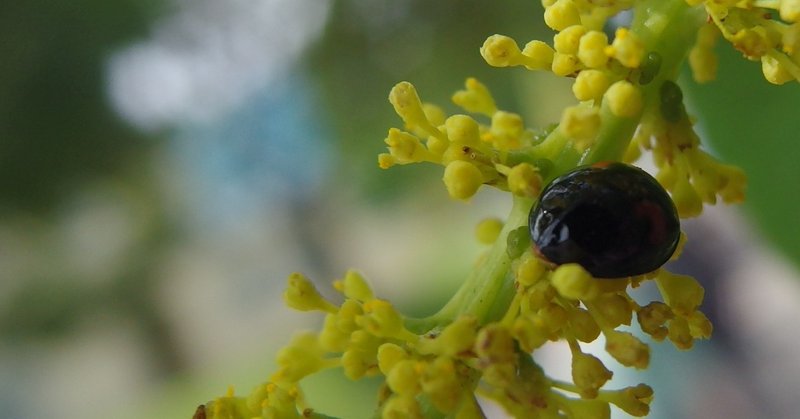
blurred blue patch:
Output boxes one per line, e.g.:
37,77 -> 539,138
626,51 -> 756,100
172,71 -> 332,228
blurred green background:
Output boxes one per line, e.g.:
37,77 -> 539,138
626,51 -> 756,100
1,1 -> 799,418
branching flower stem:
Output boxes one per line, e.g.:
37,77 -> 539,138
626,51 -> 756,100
409,0 -> 705,335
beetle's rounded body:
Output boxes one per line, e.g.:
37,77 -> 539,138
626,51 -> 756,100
529,163 -> 680,278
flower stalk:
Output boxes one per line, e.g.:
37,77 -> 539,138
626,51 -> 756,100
193,0 -> 800,417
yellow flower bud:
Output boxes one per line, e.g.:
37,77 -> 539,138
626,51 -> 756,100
516,254 -> 546,286
443,160 -> 484,200
781,0 -> 800,23
551,263 -> 600,300
512,314 -> 551,352
671,177 -> 703,217
636,301 -> 673,341
554,25 -> 587,54
544,0 -> 582,31
667,316 -> 693,350
507,162 -> 543,198
605,384 -> 653,416
434,315 -> 479,357
283,272 -> 338,313
451,78 -> 498,116
590,293 -> 633,328
474,323 -> 516,364
421,357 -> 463,414
552,52 -> 581,76
604,330 -> 650,369
359,299 -> 416,340
475,217 -> 504,244
559,105 -> 601,151
578,31 -> 610,68
377,343 -> 408,375
687,310 -> 713,339
386,360 -> 423,396
274,333 -> 330,383
569,308 -> 601,343
654,270 -> 705,316
521,40 -> 556,70
571,350 -> 613,398
761,54 -> 794,85
339,269 -> 375,302
480,34 -> 523,67
382,395 -> 422,419
319,314 -> 350,352
689,45 -> 718,83
604,80 -> 643,118
606,27 -> 644,68
445,114 -> 482,147
389,82 -> 438,134
572,69 -> 610,102
342,330 -> 381,379
731,27 -> 774,59
783,23 -> 800,55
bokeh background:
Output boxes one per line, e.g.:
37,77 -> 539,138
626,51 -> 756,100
2,1 -> 800,418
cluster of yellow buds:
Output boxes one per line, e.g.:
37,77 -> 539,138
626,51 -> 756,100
193,0 -> 793,417
197,255 -> 710,418
690,0 -> 800,84
380,79 -> 561,201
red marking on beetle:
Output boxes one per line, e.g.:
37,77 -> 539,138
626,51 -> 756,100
591,161 -> 614,169
634,201 -> 667,245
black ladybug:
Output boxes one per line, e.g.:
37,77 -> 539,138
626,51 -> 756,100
528,162 -> 680,278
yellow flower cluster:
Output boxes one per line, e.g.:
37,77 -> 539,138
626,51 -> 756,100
691,0 -> 800,84
198,250 -> 711,419
632,80 -> 746,217
195,0 -> 766,417
479,3 -> 655,154
379,79 -> 554,201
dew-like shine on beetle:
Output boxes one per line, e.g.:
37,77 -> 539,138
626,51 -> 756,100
528,162 -> 680,278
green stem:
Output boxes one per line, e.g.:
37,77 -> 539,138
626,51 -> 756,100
406,0 -> 706,335
583,0 -> 705,165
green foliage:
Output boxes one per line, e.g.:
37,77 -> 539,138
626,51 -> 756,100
0,0 -> 163,213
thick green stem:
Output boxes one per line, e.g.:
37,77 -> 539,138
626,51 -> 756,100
583,0 -> 705,164
406,0 -> 706,335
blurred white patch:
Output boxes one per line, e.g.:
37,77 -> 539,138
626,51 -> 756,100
107,0 -> 330,130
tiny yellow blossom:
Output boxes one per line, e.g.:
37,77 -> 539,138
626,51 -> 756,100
475,217 -> 504,244
521,40 -> 556,70
604,80 -> 643,118
604,330 -> 650,369
507,162 -> 543,198
551,263 -> 600,300
516,254 -> 546,287
283,272 -> 338,313
606,28 -> 644,68
389,82 -> 440,136
452,78 -> 498,116
578,30 -> 610,68
603,384 -> 653,416
383,128 -> 433,165
443,160 -> 484,200
654,271 -> 704,316
481,34 -> 524,67
572,69 -> 610,101
781,0 -> 800,23
762,54 -> 794,84
554,25 -> 587,54
552,52 -> 581,76
571,349 -> 613,398
544,0 -> 582,31
559,105 -> 601,151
